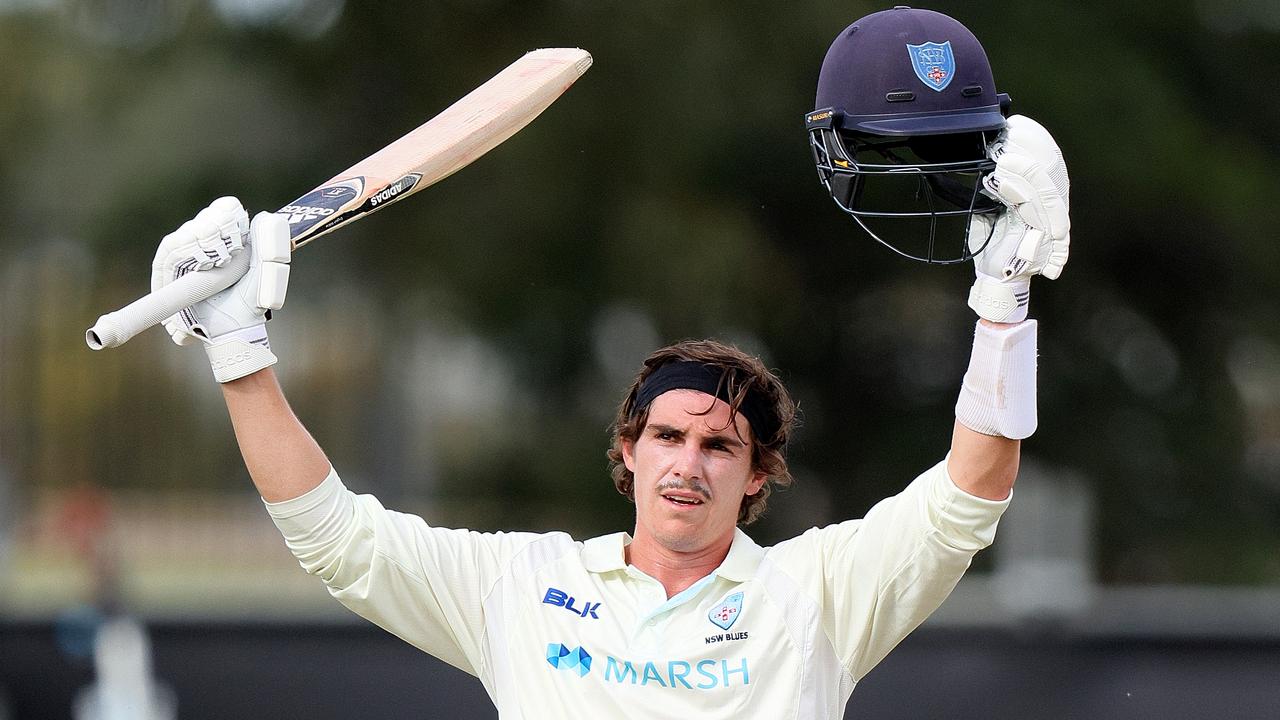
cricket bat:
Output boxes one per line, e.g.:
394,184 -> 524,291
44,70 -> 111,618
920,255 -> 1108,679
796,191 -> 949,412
86,47 -> 592,350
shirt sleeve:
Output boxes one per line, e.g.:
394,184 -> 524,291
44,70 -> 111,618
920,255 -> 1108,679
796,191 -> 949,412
772,457 -> 1010,680
263,468 -> 545,677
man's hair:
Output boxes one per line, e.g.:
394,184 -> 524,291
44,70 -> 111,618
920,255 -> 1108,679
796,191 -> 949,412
607,339 -> 797,525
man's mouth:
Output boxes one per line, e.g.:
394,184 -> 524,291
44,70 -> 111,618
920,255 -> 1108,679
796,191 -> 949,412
661,492 -> 705,507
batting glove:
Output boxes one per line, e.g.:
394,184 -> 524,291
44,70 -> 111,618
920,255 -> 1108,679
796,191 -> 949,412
967,115 -> 1070,323
150,197 -> 292,382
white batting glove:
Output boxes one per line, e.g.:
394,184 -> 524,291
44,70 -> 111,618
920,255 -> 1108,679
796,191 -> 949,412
967,115 -> 1071,323
150,197 -> 292,382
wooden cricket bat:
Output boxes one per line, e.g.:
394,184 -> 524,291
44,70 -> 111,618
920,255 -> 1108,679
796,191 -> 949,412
86,47 -> 592,350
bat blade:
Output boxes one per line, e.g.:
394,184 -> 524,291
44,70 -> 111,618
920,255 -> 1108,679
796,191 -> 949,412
283,47 -> 592,249
85,47 -> 592,350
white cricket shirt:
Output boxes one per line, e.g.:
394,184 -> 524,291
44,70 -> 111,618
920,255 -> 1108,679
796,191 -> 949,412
266,459 -> 1009,719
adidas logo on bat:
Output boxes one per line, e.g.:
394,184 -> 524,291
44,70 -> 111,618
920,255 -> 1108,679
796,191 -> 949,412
281,205 -> 337,224
369,174 -> 422,208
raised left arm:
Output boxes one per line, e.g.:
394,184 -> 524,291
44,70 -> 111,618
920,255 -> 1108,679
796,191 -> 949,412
949,115 -> 1071,500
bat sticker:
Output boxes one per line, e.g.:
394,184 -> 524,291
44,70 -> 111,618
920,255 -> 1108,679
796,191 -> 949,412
281,178 -> 363,237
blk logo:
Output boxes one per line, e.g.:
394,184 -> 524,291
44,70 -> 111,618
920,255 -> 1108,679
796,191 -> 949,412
546,643 -> 592,677
543,587 -> 601,619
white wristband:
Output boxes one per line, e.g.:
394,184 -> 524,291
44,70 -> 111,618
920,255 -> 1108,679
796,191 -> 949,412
955,320 -> 1037,439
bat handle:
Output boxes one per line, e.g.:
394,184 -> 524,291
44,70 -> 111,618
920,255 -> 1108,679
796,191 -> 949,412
85,252 -> 251,350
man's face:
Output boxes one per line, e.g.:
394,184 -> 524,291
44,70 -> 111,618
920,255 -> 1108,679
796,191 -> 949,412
622,389 -> 766,555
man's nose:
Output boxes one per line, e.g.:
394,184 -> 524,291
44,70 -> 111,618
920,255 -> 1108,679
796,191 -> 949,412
672,440 -> 704,479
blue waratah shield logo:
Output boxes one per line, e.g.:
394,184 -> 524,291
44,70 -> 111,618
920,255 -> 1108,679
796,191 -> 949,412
708,592 -> 744,631
906,41 -> 955,92
546,643 -> 592,677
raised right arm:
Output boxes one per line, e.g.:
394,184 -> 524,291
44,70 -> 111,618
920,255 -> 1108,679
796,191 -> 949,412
221,367 -> 331,502
144,199 -> 546,676
141,197 -> 327,502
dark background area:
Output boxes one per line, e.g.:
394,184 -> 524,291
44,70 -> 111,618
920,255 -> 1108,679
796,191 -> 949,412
3,620 -> 1278,720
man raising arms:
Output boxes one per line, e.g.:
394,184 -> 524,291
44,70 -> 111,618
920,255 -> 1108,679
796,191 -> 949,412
146,7 -> 1068,717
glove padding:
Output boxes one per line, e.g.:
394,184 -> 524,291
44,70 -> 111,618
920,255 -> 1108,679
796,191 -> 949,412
967,115 -> 1070,323
150,197 -> 292,382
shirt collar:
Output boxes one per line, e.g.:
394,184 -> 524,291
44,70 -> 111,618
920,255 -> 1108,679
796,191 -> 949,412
581,531 -> 631,573
580,528 -> 765,581
716,528 -> 765,581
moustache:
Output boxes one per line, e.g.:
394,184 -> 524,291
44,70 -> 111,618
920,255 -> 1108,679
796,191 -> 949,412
656,478 -> 711,501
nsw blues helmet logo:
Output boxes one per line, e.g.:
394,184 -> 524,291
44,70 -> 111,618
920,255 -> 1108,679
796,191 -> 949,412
907,41 -> 955,92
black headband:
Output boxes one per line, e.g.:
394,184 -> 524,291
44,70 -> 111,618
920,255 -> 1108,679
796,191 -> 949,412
631,361 -> 780,443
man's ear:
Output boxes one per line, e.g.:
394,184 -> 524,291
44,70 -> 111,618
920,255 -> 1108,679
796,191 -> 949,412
622,438 -> 636,473
746,471 -> 767,497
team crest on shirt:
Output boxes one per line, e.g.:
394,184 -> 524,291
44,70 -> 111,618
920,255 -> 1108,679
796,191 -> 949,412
708,591 -> 743,631
907,41 -> 955,92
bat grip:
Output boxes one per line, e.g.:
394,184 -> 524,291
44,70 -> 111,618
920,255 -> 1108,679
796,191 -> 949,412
86,252 -> 251,350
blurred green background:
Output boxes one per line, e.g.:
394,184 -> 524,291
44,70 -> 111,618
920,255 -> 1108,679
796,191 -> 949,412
0,0 -> 1277,620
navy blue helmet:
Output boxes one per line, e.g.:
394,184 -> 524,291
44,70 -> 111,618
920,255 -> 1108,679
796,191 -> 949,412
807,6 -> 1011,263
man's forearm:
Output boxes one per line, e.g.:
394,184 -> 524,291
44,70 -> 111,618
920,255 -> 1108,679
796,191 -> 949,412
221,367 -> 331,502
947,423 -> 1018,500
948,319 -> 1030,501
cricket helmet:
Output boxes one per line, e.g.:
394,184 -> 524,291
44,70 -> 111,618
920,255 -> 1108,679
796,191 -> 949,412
806,6 -> 1011,263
